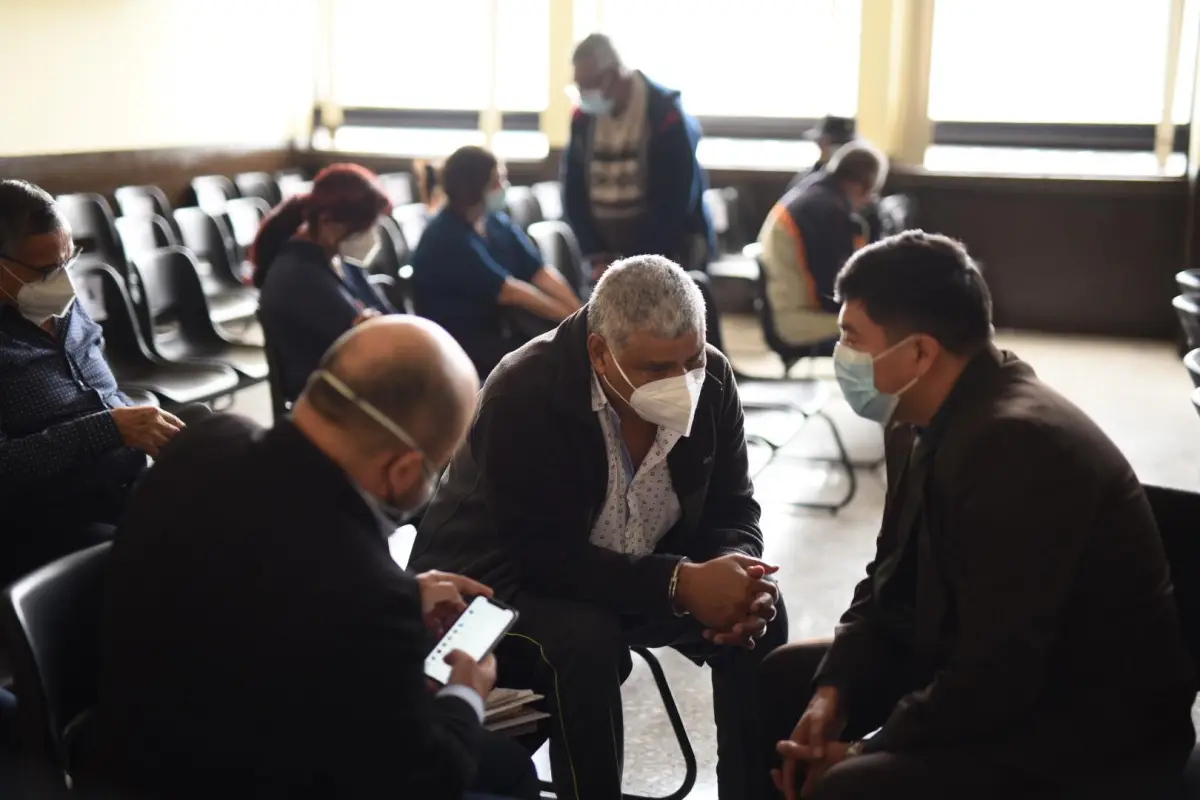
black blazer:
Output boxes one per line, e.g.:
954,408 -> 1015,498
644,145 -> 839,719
410,310 -> 761,614
90,416 -> 482,798
816,346 -> 1195,778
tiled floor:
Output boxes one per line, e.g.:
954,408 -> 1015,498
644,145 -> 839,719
230,316 -> 1200,799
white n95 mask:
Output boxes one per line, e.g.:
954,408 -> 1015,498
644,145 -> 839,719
3,264 -> 77,325
605,351 -> 705,437
339,228 -> 381,266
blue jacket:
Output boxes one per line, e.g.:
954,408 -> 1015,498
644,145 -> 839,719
562,75 -> 715,268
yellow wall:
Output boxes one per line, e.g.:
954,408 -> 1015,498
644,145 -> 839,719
0,0 -> 317,156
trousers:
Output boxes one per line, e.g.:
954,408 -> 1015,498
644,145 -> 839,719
497,590 -> 789,800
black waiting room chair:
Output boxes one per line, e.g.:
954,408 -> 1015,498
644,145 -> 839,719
275,171 -> 311,200
0,542 -> 111,778
173,207 -> 259,329
528,220 -> 588,300
74,262 -> 240,407
393,203 -> 430,251
124,247 -> 268,386
234,172 -> 283,208
113,185 -> 183,242
532,180 -> 563,221
1176,295 -> 1200,351
223,196 -> 270,268
1186,349 -> 1200,389
113,214 -> 176,265
190,174 -> 238,217
366,215 -> 415,314
877,194 -> 917,238
55,194 -> 128,274
704,188 -> 758,311
504,186 -> 543,232
1178,270 -> 1200,300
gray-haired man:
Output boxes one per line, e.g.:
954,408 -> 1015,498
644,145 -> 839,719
411,255 -> 788,800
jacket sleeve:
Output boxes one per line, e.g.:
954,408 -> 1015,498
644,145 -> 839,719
638,109 -> 697,259
862,421 -> 1093,754
474,394 -> 680,614
0,408 -> 126,487
336,581 -> 485,799
561,112 -> 604,257
682,357 -> 763,562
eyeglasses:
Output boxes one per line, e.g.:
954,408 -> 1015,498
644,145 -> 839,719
313,370 -> 440,483
0,245 -> 83,282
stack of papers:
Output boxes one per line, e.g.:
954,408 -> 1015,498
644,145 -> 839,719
485,688 -> 550,736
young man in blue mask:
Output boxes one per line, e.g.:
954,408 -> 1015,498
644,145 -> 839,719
410,255 -> 787,800
759,231 -> 1195,800
564,34 -> 715,280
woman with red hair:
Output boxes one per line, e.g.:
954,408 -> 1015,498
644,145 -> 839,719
254,163 -> 395,404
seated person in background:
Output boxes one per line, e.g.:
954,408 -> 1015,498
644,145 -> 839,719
88,316 -> 538,800
411,145 -> 581,380
0,179 -> 190,588
761,232 -> 1196,800
254,163 -> 395,404
411,256 -> 787,800
756,143 -> 885,355
564,34 -> 715,278
787,116 -> 883,242
415,157 -> 447,217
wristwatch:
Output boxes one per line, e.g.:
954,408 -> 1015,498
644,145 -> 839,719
669,558 -> 690,617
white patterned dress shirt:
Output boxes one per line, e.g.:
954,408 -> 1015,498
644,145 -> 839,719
588,370 -> 683,556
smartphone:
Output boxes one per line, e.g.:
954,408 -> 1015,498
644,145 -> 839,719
424,595 -> 519,686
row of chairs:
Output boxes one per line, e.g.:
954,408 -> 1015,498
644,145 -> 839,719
1173,270 -> 1200,419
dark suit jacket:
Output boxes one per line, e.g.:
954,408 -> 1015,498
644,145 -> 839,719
409,310 -> 761,614
91,415 -> 483,798
816,346 -> 1196,778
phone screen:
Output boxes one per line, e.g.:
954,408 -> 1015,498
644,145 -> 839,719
424,595 -> 518,685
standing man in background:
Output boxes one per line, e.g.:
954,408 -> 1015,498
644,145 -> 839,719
787,116 -> 859,192
563,34 -> 715,279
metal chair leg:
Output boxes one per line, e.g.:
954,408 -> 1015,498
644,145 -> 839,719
536,647 -> 697,800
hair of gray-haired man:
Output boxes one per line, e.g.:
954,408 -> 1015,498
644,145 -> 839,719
587,254 -> 707,354
828,141 -> 889,194
572,32 -> 622,71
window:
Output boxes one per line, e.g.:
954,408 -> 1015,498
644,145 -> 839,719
576,0 -> 861,121
330,0 -> 549,112
928,0 -> 1176,125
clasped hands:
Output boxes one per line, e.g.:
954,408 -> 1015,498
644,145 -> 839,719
676,553 -> 781,650
773,686 -> 853,799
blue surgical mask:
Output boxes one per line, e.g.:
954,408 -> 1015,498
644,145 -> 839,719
833,338 -> 919,424
579,90 -> 614,116
485,187 -> 508,213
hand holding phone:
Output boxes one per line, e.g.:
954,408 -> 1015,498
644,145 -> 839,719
444,650 -> 498,698
425,595 -> 518,686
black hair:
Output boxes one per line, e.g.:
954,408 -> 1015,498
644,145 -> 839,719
441,146 -> 498,210
0,180 -> 64,256
834,230 -> 993,355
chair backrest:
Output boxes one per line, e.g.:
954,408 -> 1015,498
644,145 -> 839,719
173,207 -> 243,291
748,245 -> 828,371
55,194 -> 127,273
0,542 -> 111,768
190,175 -> 238,216
223,197 -> 270,257
1174,295 -> 1200,351
113,215 -> 176,263
703,187 -> 746,254
878,194 -> 917,237
367,215 -> 407,277
528,220 -> 586,298
379,172 -> 415,207
113,185 -> 179,237
393,203 -> 430,251
532,181 -> 563,221
74,263 -> 159,372
234,172 -> 283,208
127,247 -> 223,355
504,186 -> 543,231
258,312 -> 292,421
275,171 -> 311,200
703,187 -> 730,238
1146,485 -> 1200,669
1177,270 -> 1200,299
1186,349 -> 1200,389
1193,387 -> 1200,422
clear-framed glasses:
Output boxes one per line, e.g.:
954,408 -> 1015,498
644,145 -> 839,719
0,245 -> 83,282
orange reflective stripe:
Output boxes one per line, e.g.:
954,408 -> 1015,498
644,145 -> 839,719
772,205 -> 821,308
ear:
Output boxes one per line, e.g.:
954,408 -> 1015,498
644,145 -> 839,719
586,332 -> 609,374
913,333 -> 942,371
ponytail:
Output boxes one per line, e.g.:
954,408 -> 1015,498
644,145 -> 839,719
250,195 -> 307,289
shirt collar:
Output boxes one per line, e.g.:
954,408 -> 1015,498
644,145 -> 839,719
920,343 -> 1004,447
589,368 -> 609,412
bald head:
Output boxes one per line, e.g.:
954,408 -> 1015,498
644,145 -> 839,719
301,316 -> 479,462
